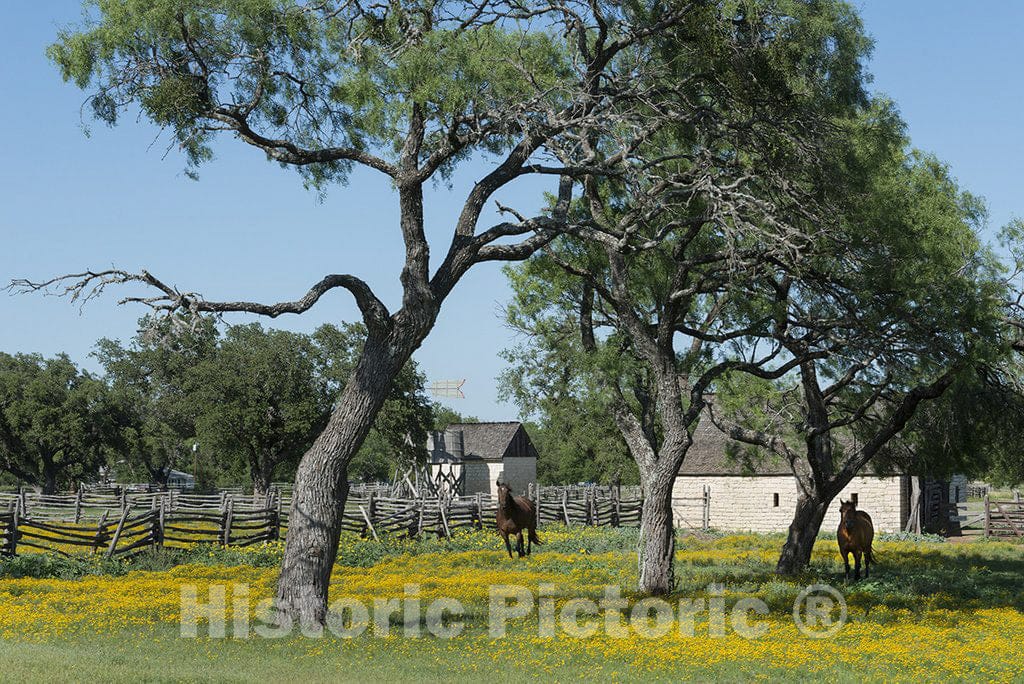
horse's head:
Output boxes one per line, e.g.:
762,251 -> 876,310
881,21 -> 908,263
497,480 -> 512,506
839,499 -> 857,532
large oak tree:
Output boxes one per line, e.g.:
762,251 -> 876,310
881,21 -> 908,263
17,0 -> 704,624
708,149 -> 1008,573
503,0 -> 877,593
0,353 -> 123,494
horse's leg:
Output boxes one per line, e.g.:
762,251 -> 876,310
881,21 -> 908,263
516,531 -> 525,558
527,526 -> 532,556
502,531 -> 513,559
853,550 -> 862,581
864,546 -> 871,578
842,548 -> 851,581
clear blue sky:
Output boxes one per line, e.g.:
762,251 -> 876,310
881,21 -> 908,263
1,2 -> 1022,419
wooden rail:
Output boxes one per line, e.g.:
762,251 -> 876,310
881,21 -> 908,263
0,484 -> 708,558
984,494 -> 1024,539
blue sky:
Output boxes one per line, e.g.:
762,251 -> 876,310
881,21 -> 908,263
1,2 -> 1022,419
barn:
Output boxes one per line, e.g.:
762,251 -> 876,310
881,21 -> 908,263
427,422 -> 538,497
671,418 -> 966,534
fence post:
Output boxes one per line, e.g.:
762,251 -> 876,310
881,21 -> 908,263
984,494 -> 991,539
439,500 -> 452,539
416,497 -> 425,537
700,483 -> 708,532
222,498 -> 234,546
155,499 -> 165,550
6,505 -> 18,557
358,505 -> 380,541
536,486 -> 542,525
367,493 -> 376,534
562,488 -> 570,526
475,493 -> 484,529
274,495 -> 283,541
74,489 -> 82,524
93,510 -> 109,554
106,505 -> 132,559
613,486 -> 620,528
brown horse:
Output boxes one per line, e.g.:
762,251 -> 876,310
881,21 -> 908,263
838,499 -> 874,580
496,481 -> 541,559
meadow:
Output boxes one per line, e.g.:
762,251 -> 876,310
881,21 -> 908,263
1,527 -> 1022,682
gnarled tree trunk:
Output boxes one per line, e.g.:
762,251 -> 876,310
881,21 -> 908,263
637,466 -> 676,595
776,493 -> 829,575
274,334 -> 411,627
42,469 -> 58,496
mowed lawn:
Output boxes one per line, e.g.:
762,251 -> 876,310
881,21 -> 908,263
1,528 -> 1023,682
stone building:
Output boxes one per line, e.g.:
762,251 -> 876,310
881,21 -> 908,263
427,422 -> 538,497
672,418 -> 966,533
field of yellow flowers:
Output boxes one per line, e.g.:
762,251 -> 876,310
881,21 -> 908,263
0,527 -> 1022,682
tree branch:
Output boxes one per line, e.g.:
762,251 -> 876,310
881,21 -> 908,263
8,270 -> 392,334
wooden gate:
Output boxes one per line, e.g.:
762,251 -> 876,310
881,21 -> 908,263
984,493 -> 1024,539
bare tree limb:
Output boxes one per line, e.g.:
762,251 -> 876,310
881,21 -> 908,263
8,270 -> 392,334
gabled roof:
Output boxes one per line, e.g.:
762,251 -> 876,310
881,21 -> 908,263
680,409 -> 901,477
680,418 -> 792,476
433,422 -> 538,462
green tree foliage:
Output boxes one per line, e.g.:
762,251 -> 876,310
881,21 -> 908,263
186,321 -> 433,491
430,405 -> 476,432
877,366 -> 1024,487
707,140 -> 1011,571
95,319 -> 434,491
0,353 -> 122,493
47,0 -> 572,184
190,324 -> 333,494
501,0 -> 879,593
94,316 -> 218,485
500,332 -> 634,485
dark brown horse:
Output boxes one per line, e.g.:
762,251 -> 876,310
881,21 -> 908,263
838,499 -> 874,580
496,481 -> 541,559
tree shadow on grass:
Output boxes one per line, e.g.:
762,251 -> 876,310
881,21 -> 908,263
670,535 -> 1024,614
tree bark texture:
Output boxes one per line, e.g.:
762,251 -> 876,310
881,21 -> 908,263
274,334 -> 413,627
775,493 -> 829,575
637,468 -> 676,595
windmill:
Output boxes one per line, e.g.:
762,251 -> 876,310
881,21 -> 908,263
428,379 -> 466,399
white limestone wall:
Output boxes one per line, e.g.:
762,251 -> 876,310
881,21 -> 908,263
672,475 -> 907,533
499,457 -> 537,499
462,459 -> 537,497
462,462 -> 494,496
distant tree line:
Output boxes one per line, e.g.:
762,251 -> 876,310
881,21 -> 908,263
0,318 -> 441,494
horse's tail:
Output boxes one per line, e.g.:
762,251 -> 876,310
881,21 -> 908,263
529,528 -> 542,545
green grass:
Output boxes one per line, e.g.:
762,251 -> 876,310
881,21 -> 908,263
1,527 -> 1023,682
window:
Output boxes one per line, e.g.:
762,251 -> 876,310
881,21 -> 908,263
851,493 -> 859,505
773,493 -> 780,507
955,486 -> 961,502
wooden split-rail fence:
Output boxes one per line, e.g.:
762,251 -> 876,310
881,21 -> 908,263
982,493 -> 1024,539
0,483 -> 711,558
0,490 -> 282,559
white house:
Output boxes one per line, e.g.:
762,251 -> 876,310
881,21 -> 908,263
428,422 -> 538,497
672,418 -> 966,533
